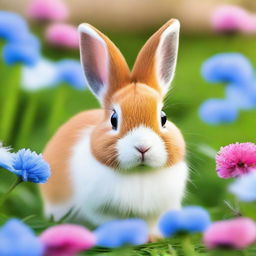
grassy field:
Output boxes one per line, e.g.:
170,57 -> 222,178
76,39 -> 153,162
1,32 -> 256,255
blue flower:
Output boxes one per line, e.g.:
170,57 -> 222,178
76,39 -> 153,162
94,219 -> 148,248
0,219 -> 43,256
225,83 -> 256,110
229,172 -> 256,202
201,53 -> 253,84
0,11 -> 41,67
0,144 -> 15,172
246,81 -> 256,105
158,210 -> 182,237
12,149 -> 51,183
180,206 -> 211,232
159,206 -> 211,237
56,59 -> 86,90
0,11 -> 29,42
3,34 -> 41,66
0,145 -> 51,183
199,99 -> 238,124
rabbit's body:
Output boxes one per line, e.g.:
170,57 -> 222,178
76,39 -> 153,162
41,109 -> 188,230
40,19 -> 189,237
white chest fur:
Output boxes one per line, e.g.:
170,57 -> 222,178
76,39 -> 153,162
69,129 -> 188,227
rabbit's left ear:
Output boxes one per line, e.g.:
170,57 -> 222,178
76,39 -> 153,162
78,23 -> 130,106
132,19 -> 180,96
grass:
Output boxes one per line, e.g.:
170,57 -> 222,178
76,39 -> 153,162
0,32 -> 256,255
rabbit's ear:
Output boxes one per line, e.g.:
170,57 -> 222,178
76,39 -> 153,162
78,23 -> 130,105
132,19 -> 180,96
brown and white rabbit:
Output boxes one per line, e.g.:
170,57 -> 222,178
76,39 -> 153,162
40,19 -> 188,238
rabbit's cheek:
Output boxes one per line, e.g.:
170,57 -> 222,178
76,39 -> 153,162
116,126 -> 167,170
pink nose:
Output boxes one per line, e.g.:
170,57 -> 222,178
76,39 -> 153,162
135,146 -> 150,154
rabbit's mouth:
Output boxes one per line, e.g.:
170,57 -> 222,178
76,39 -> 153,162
118,162 -> 155,173
116,126 -> 168,171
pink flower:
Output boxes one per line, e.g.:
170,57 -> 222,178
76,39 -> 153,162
27,0 -> 68,22
211,5 -> 254,33
216,142 -> 256,178
204,218 -> 256,249
40,224 -> 96,256
242,15 -> 256,34
45,23 -> 79,48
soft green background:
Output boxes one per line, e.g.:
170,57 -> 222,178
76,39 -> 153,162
1,32 -> 256,255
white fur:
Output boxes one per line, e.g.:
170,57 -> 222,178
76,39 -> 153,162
116,126 -> 167,169
78,23 -> 109,103
156,19 -> 180,94
45,128 -> 188,228
78,23 -> 106,45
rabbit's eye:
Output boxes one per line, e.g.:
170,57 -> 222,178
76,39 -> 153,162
111,111 -> 118,130
161,111 -> 167,127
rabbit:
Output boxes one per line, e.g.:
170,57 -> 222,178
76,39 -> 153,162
40,19 -> 189,239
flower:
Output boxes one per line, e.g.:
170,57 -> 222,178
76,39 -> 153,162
229,172 -> 256,202
22,58 -> 58,91
201,53 -> 253,85
27,0 -> 69,22
0,11 -> 29,42
45,23 -> 79,48
0,144 -> 15,172
159,206 -> 211,237
0,11 -> 41,66
202,53 -> 254,84
245,15 -> 256,33
245,80 -> 256,105
216,142 -> 256,178
56,59 -> 86,90
225,83 -> 256,110
3,34 -> 41,66
211,5 -> 253,34
0,145 -> 51,183
159,210 -> 181,237
0,219 -> 43,256
199,99 -> 238,125
12,149 -> 51,183
40,224 -> 96,256
94,219 -> 148,248
203,218 -> 256,249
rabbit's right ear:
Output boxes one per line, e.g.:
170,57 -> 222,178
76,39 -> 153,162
131,19 -> 180,96
78,24 -> 130,106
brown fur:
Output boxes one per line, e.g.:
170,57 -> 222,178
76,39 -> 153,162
80,24 -> 131,107
91,83 -> 185,169
40,110 -> 104,203
41,19 -> 185,205
131,19 -> 175,95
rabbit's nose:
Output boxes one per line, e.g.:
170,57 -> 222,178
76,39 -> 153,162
135,146 -> 150,154
135,146 -> 151,162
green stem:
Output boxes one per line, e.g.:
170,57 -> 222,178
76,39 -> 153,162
47,85 -> 68,137
22,214 -> 36,223
0,65 -> 21,144
15,92 -> 38,149
0,176 -> 23,208
180,235 -> 197,256
168,244 -> 178,256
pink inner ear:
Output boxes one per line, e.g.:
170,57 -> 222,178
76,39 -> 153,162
90,36 -> 108,85
159,32 -> 177,85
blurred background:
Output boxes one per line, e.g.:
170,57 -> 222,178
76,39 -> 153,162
0,0 -> 256,223
2,0 -> 256,32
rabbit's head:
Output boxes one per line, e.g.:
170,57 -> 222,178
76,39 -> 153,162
79,19 -> 185,171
